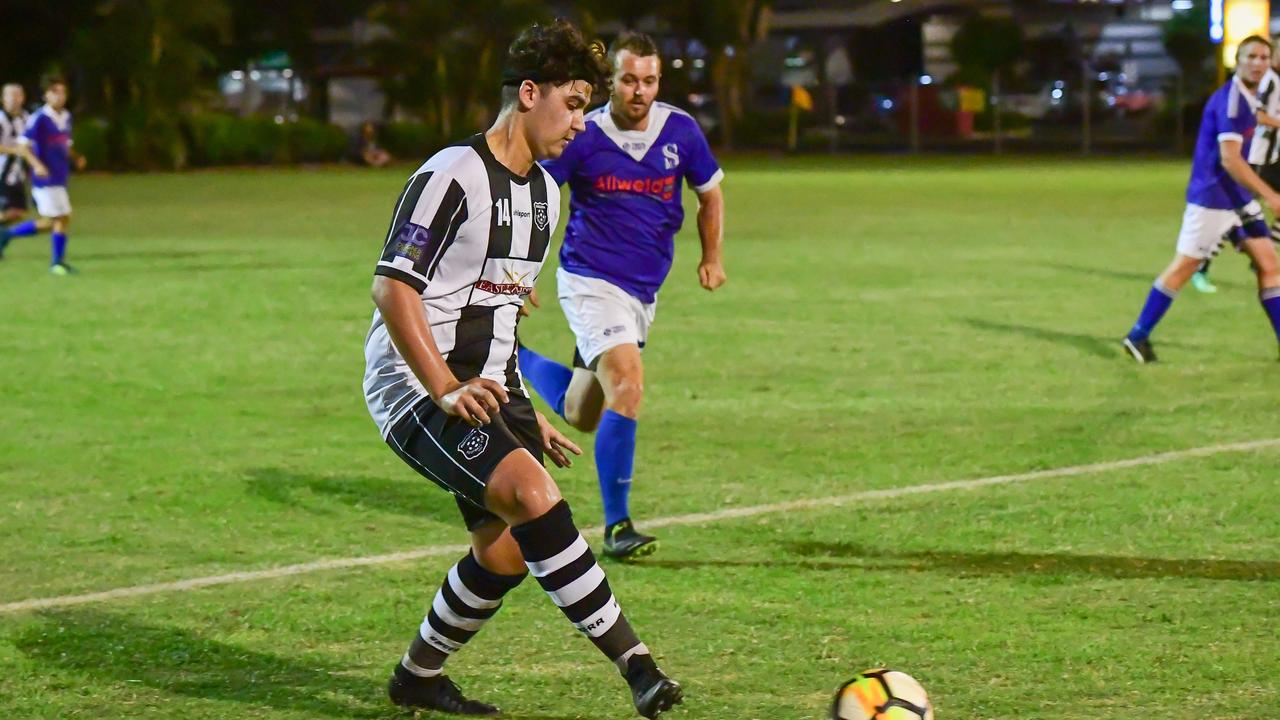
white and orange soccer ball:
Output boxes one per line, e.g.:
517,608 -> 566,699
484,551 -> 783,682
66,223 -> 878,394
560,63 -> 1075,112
831,668 -> 934,720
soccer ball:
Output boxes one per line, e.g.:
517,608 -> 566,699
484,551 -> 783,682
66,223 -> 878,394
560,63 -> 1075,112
831,668 -> 934,720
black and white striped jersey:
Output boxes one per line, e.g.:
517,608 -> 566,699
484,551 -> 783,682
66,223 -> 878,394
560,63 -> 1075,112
0,110 -> 29,186
364,134 -> 559,436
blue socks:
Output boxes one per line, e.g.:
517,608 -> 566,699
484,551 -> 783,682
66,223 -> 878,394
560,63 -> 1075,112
51,232 -> 67,266
595,410 -> 637,527
8,220 -> 37,237
1261,288 -> 1280,343
518,345 -> 572,418
1127,281 -> 1177,342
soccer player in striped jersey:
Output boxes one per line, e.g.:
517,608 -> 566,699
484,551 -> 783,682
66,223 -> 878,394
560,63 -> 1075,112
0,83 -> 50,259
517,32 -> 726,561
1122,36 -> 1280,363
364,20 -> 683,718
18,78 -> 85,275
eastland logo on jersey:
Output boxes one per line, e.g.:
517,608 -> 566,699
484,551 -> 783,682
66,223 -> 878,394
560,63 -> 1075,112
593,174 -> 677,201
474,267 -> 534,296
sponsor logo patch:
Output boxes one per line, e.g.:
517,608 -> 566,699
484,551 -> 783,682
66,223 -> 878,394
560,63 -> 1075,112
392,222 -> 432,262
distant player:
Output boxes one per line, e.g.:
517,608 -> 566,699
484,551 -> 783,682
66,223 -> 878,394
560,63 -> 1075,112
1122,36 -> 1280,362
518,31 -> 726,560
20,77 -> 85,275
1192,45 -> 1280,293
364,20 -> 683,718
0,83 -> 51,258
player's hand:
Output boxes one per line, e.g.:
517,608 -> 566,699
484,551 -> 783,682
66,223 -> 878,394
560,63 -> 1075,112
1265,193 -> 1280,218
698,258 -> 727,291
439,378 -> 509,427
536,411 -> 582,468
74,154 -> 87,171
519,288 -> 540,318
31,160 -> 49,179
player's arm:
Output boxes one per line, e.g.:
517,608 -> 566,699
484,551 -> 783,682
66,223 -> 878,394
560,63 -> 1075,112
1221,138 -> 1280,213
372,173 -> 507,426
695,184 -> 726,291
1256,109 -> 1280,129
372,276 -> 509,427
0,143 -> 47,177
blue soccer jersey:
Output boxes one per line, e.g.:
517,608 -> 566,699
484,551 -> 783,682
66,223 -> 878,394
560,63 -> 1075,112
22,105 -> 73,188
1186,77 -> 1258,210
541,102 -> 723,303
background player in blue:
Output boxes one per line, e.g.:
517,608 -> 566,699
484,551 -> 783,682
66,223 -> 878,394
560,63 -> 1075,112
20,78 -> 86,275
1122,35 -> 1280,363
519,32 -> 727,560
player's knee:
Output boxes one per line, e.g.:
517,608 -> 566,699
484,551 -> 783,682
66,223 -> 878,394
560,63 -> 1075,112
605,375 -> 644,416
564,405 -> 601,432
484,452 -> 564,525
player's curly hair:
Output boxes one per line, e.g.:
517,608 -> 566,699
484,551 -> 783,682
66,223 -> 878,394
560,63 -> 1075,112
608,31 -> 660,63
501,19 -> 609,103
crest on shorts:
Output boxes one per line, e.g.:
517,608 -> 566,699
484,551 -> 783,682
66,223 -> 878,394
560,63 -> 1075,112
458,428 -> 490,460
533,201 -> 549,232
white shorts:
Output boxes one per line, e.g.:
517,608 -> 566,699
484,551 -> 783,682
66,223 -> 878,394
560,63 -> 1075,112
556,268 -> 656,368
31,186 -> 71,218
1175,201 -> 1265,259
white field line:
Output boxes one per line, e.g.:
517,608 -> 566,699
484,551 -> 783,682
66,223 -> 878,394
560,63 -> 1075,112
3,437 -> 1278,615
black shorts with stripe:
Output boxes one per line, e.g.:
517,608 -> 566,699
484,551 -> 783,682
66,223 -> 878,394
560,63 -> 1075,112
385,393 -> 544,530
0,182 -> 27,212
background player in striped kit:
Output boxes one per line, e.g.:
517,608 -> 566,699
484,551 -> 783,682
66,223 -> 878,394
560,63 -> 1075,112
517,32 -> 726,561
0,83 -> 51,258
364,20 -> 683,718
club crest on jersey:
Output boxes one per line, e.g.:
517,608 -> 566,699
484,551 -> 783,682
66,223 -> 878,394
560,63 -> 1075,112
393,222 -> 432,261
458,428 -> 489,460
533,201 -> 548,231
662,143 -> 680,170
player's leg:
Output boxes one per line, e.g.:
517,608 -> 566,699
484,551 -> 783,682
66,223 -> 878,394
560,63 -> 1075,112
1123,205 -> 1227,362
388,517 -> 527,716
0,186 -> 40,257
49,214 -> 72,273
517,342 -> 575,420
593,342 -> 657,560
486,449 -> 682,718
386,397 -> 681,716
1191,258 -> 1218,293
31,186 -> 73,273
382,399 -> 545,714
1238,236 -> 1280,355
563,362 -> 606,432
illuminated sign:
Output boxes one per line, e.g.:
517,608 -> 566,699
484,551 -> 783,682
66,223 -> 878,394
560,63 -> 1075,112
1220,0 -> 1271,67
1211,0 -> 1225,42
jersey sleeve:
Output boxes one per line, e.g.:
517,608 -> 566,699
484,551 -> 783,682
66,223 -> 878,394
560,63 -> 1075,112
1215,94 -> 1244,144
20,114 -> 44,147
375,169 -> 470,293
681,118 -> 723,193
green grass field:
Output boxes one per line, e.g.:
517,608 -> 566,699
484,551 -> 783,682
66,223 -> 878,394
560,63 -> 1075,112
0,157 -> 1277,719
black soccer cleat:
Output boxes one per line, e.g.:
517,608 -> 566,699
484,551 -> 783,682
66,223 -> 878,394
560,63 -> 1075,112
387,664 -> 500,716
625,655 -> 683,718
603,518 -> 658,562
1122,336 -> 1157,364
